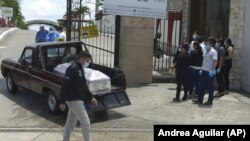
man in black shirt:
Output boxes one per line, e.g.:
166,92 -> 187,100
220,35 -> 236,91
188,41 -> 203,98
59,51 -> 98,141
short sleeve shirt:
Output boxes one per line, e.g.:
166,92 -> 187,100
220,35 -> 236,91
201,48 -> 218,72
59,32 -> 66,41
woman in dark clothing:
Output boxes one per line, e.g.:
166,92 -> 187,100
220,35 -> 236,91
188,41 -> 203,97
173,38 -> 189,64
173,44 -> 191,102
224,38 -> 234,94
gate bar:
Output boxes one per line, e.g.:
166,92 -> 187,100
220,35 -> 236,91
114,15 -> 121,68
66,0 -> 72,41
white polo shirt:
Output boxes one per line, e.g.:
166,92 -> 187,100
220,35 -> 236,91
189,41 -> 195,53
201,47 -> 218,72
200,42 -> 205,53
59,32 -> 66,41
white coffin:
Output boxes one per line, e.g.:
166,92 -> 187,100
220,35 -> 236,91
54,63 -> 111,95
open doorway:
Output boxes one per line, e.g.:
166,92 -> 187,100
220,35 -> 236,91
189,0 -> 230,39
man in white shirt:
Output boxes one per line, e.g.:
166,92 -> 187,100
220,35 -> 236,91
189,30 -> 201,53
58,27 -> 66,41
194,37 -> 218,106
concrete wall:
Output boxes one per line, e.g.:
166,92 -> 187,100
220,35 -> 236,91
242,0 -> 250,93
228,0 -> 246,90
119,17 -> 154,83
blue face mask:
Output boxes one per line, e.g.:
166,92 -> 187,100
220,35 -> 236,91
205,45 -> 211,50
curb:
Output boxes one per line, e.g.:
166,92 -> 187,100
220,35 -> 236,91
0,27 -> 19,46
0,127 -> 153,133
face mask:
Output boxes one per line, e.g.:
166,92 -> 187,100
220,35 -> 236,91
205,45 -> 211,50
215,43 -> 220,48
83,62 -> 89,68
192,34 -> 197,40
178,48 -> 181,52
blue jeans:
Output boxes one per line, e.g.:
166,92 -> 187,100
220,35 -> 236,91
198,70 -> 214,103
189,68 -> 201,96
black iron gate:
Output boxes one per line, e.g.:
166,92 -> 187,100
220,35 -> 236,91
82,15 -> 120,68
153,11 -> 182,71
66,0 -> 120,68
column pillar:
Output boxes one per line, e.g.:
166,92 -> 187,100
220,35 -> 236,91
119,16 -> 154,83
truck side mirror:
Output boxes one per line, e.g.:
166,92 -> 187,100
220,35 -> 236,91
18,58 -> 23,64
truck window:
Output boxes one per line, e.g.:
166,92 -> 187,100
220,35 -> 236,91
43,45 -> 82,71
22,49 -> 33,65
70,47 -> 76,54
47,48 -> 65,58
82,44 -> 87,51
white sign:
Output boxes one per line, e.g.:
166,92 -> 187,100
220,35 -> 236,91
1,7 -> 13,17
103,0 -> 167,19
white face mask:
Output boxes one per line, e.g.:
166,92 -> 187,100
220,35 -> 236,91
193,34 -> 197,40
205,44 -> 211,50
83,62 -> 89,68
215,43 -> 220,48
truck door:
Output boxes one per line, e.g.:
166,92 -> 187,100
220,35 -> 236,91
13,48 -> 33,89
28,49 -> 45,94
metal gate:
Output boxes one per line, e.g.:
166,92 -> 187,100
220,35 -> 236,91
153,11 -> 183,71
82,15 -> 119,68
65,0 -> 120,68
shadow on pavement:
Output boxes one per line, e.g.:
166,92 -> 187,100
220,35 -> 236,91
168,87 -> 177,91
0,77 -> 127,126
127,84 -> 159,88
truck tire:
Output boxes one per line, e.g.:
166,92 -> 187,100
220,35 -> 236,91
47,91 -> 61,115
6,72 -> 18,94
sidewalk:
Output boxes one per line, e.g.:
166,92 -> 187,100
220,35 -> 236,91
0,128 -> 152,141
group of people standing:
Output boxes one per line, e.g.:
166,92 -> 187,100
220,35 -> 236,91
35,26 -> 66,43
172,30 -> 234,106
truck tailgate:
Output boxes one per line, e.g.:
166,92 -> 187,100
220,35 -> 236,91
85,91 -> 131,112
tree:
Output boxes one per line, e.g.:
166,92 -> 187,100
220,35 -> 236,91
79,6 -> 91,19
96,0 -> 103,7
1,0 -> 26,29
58,5 -> 93,28
95,0 -> 103,20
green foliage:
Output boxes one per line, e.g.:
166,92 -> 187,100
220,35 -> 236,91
1,0 -> 26,29
96,0 -> 103,7
71,5 -> 91,19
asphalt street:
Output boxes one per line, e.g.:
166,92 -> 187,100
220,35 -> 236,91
0,29 -> 250,140
0,28 -> 11,36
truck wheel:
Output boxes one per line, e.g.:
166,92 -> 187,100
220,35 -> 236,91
47,91 -> 61,115
6,72 -> 18,94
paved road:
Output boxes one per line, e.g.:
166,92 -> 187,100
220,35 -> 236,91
0,29 -> 250,140
0,28 -> 11,35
